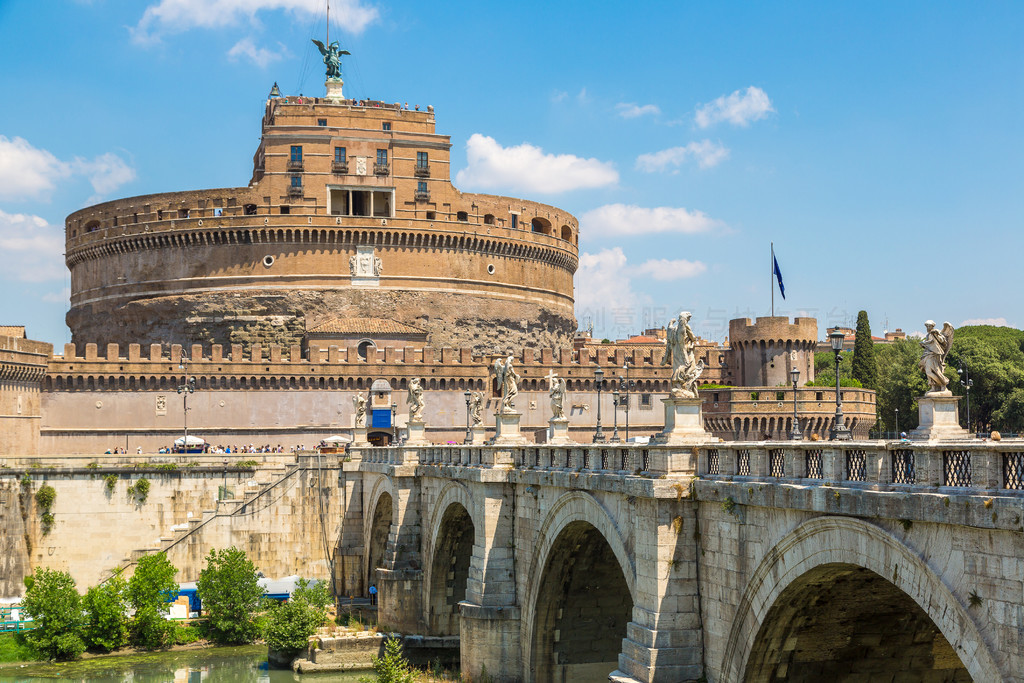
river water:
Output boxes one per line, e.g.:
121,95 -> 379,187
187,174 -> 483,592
0,645 -> 369,682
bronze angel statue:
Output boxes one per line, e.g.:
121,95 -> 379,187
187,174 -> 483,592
919,320 -> 955,394
312,39 -> 350,80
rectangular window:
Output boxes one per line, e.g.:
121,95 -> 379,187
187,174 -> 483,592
376,149 -> 388,165
291,175 -> 302,187
416,151 -> 428,168
290,146 -> 302,162
510,214 -> 518,230
317,118 -> 327,126
334,147 -> 346,163
417,181 -> 427,193
280,206 -> 290,214
382,122 -> 392,131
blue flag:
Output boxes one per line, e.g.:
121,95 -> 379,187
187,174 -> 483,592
773,255 -> 785,299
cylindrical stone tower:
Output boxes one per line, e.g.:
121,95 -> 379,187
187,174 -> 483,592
727,317 -> 818,387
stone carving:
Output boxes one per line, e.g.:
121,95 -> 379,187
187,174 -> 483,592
311,39 -> 350,81
373,256 -> 383,277
349,249 -> 380,278
353,393 -> 367,428
547,370 -> 566,419
920,321 -> 955,394
355,157 -> 367,175
493,355 -> 520,413
662,311 -> 704,398
407,377 -> 425,421
469,391 -> 483,426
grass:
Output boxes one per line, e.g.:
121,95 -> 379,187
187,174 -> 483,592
0,632 -> 41,663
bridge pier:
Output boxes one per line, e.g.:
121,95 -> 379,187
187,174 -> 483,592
377,469 -> 426,632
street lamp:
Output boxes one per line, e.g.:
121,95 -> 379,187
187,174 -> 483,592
828,327 -> 852,440
958,365 -> 974,434
175,351 -> 197,453
621,361 -> 634,443
593,367 -> 606,443
463,390 -> 472,444
611,389 -> 621,442
790,366 -> 802,440
895,408 -> 900,439
391,402 -> 398,445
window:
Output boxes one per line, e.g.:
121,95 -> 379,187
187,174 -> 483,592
213,208 -> 223,217
510,213 -> 518,230
416,151 -> 428,168
290,146 -> 302,162
317,118 -> 327,126
640,394 -> 652,407
456,211 -> 468,221
382,122 -> 391,131
290,175 -> 302,188
483,214 -> 495,225
376,149 -> 388,165
334,147 -> 346,163
713,392 -> 720,403
426,211 -> 436,220
417,181 -> 428,194
280,206 -> 290,214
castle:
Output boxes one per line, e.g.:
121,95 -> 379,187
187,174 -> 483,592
1,83 -> 875,455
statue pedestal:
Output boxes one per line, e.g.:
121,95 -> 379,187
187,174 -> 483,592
493,411 -> 527,446
470,424 -> 488,445
405,419 -> 428,445
325,78 -> 345,102
548,417 -> 575,445
652,397 -> 713,446
909,394 -> 970,441
351,426 -> 370,447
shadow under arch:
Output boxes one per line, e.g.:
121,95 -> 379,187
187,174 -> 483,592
423,481 -> 478,635
719,516 -> 1003,682
362,475 -> 396,598
521,491 -> 635,683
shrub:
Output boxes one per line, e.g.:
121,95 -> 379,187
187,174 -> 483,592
82,574 -> 129,652
35,485 -> 56,535
127,477 -> 151,504
20,568 -> 86,661
104,474 -> 118,493
361,637 -> 416,683
127,553 -> 178,649
196,547 -> 264,644
263,579 -> 330,656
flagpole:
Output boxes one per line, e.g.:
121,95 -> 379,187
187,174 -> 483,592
771,242 -> 774,317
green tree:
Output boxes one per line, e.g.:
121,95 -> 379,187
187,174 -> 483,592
263,579 -> 330,656
993,388 -> 1024,432
20,568 -> 85,661
947,325 -> 1024,431
852,311 -> 877,389
875,339 -> 928,433
127,553 -> 178,649
196,547 -> 264,644
82,574 -> 129,652
361,637 -> 417,683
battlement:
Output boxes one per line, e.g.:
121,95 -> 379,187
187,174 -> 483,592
728,316 -> 818,345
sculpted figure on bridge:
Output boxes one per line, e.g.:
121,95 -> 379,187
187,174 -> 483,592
352,393 -> 367,427
547,370 -> 566,419
920,320 -> 955,394
407,377 -> 425,421
662,311 -> 705,398
469,391 -> 483,426
493,355 -> 520,413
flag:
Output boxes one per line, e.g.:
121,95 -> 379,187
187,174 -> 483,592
773,254 -> 785,299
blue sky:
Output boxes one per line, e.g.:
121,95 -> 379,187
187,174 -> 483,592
1,0 -> 1022,346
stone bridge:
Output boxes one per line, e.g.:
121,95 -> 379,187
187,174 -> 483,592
336,440 -> 1024,682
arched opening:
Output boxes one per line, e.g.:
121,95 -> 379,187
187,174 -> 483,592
531,217 -> 551,234
745,563 -> 970,682
366,492 -> 393,597
483,213 -> 495,225
560,225 -> 572,241
357,339 -> 376,361
531,521 -> 632,682
427,503 -> 475,635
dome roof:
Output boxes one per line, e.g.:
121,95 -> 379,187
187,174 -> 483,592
370,378 -> 393,392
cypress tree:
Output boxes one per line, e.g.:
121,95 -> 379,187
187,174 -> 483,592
852,310 -> 877,389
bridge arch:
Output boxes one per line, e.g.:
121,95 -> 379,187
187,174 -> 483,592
522,491 -> 635,683
424,482 -> 478,636
363,476 -> 396,598
720,516 -> 1001,682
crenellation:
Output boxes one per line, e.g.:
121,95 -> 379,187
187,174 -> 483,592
85,343 -> 98,360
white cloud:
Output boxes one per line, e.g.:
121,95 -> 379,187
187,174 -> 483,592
0,210 -> 65,282
574,248 -> 647,323
636,140 -> 729,172
0,137 -> 134,201
961,317 -> 1010,327
455,134 -> 618,194
132,0 -> 378,43
630,258 -> 707,281
581,203 -> 726,237
695,86 -> 774,128
42,287 -> 71,304
616,102 -> 660,119
228,37 -> 286,67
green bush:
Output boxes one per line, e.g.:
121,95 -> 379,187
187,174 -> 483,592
172,622 -> 206,645
127,553 -> 178,649
263,579 -> 330,655
127,477 -> 151,504
0,632 -> 41,663
82,574 -> 129,652
20,568 -> 86,661
237,460 -> 260,468
35,485 -> 57,535
361,637 -> 416,683
196,547 -> 264,645
104,474 -> 118,493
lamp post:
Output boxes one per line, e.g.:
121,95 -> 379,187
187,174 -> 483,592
895,408 -> 900,439
621,361 -> 633,443
790,366 -> 802,440
391,402 -> 398,445
611,389 -> 621,442
958,365 -> 973,435
828,327 -> 852,440
593,367 -> 606,443
463,390 -> 472,444
175,351 -> 196,453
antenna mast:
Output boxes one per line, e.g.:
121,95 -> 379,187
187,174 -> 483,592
326,0 -> 329,45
